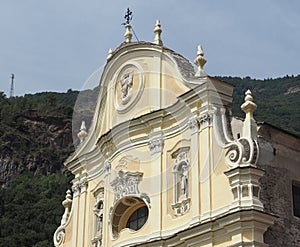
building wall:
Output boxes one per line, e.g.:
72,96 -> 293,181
258,125 -> 300,247
53,41 -> 290,247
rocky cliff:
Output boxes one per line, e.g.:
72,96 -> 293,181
0,110 -> 74,185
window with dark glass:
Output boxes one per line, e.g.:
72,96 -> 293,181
292,184 -> 300,217
126,206 -> 148,231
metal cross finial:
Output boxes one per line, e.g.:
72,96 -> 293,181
123,8 -> 132,25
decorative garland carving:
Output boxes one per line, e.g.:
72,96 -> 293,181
110,170 -> 143,202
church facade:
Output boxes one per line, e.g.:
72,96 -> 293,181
54,21 -> 300,247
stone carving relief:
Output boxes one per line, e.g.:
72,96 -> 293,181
92,188 -> 104,247
171,147 -> 191,215
149,138 -> 164,155
104,160 -> 111,177
110,170 -> 143,202
188,112 -> 213,135
109,170 -> 150,236
120,72 -> 133,105
114,63 -> 144,114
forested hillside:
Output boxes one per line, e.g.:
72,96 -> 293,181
0,75 -> 299,246
219,75 -> 300,136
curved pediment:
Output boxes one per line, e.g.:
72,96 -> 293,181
71,43 -> 199,160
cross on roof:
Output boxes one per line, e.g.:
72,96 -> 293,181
123,8 -> 132,25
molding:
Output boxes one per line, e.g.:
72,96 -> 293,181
114,210 -> 275,247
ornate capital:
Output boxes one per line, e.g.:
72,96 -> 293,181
72,184 -> 80,198
79,180 -> 88,194
188,117 -> 199,134
198,112 -> 212,130
149,138 -> 164,155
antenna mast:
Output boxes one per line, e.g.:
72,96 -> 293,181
10,73 -> 14,98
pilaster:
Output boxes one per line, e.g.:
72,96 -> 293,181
188,116 -> 201,224
148,130 -> 164,239
198,111 -> 213,219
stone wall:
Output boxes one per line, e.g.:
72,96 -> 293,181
258,125 -> 300,247
259,164 -> 300,247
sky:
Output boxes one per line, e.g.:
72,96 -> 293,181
0,0 -> 299,96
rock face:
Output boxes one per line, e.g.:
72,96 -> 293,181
0,112 -> 74,185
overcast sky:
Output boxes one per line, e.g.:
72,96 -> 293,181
0,1 -> 299,96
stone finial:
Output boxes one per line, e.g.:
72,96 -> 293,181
77,121 -> 88,143
61,189 -> 72,225
194,45 -> 207,77
153,20 -> 163,45
241,90 -> 258,140
107,48 -> 113,61
241,90 -> 257,119
124,24 -> 132,43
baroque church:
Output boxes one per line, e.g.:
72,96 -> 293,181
54,20 -> 300,247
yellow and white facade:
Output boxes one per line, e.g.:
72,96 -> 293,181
54,21 -> 276,247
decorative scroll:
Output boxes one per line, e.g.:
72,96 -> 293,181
53,190 -> 73,247
225,137 -> 259,167
53,227 -> 65,247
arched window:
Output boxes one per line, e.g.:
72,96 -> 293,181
111,197 -> 149,238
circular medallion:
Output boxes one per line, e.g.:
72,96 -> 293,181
114,63 -> 144,113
